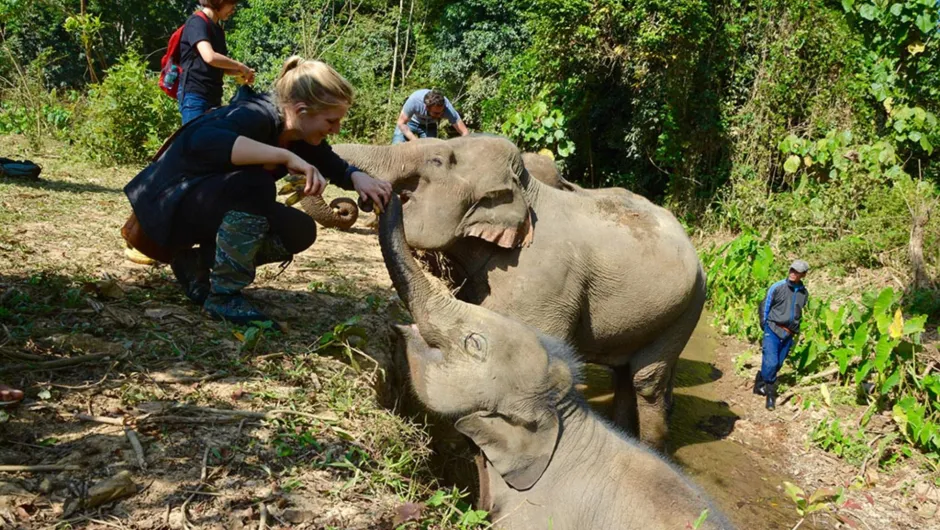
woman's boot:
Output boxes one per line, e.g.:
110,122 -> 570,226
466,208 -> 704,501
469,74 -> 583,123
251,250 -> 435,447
170,245 -> 214,304
254,233 -> 293,267
203,211 -> 273,325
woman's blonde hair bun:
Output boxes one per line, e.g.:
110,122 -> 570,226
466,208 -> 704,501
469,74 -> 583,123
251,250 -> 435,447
274,56 -> 354,113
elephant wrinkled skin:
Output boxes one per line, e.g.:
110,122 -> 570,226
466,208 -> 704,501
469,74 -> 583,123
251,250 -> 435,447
378,195 -> 733,530
334,136 -> 705,449
298,195 -> 359,230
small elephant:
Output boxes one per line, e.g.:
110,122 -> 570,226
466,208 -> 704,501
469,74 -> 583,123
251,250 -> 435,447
334,136 -> 705,449
379,195 -> 733,530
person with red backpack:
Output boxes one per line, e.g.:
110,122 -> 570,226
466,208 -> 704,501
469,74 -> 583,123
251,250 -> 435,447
174,0 -> 254,124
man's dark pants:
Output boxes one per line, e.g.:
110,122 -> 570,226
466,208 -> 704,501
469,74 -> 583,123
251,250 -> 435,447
760,325 -> 794,384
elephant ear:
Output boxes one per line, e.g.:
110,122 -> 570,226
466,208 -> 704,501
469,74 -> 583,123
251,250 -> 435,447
455,408 -> 559,491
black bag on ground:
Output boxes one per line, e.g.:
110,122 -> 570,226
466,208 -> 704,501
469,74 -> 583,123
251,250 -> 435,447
0,157 -> 42,180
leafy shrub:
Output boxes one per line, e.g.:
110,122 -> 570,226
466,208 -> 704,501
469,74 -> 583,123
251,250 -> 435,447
0,50 -> 75,147
811,417 -> 871,466
72,52 -> 178,165
501,98 -> 575,160
701,232 -> 776,340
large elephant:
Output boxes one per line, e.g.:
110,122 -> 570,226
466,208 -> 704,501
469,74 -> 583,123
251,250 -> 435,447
334,136 -> 705,449
379,195 -> 732,530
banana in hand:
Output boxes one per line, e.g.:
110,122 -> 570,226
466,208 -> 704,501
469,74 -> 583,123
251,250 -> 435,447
284,191 -> 304,206
277,174 -> 306,195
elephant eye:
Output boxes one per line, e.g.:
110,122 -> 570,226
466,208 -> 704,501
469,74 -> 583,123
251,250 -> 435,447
464,333 -> 487,360
428,156 -> 444,167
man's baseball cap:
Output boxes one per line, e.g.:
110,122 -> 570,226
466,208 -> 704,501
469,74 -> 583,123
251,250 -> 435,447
790,260 -> 810,274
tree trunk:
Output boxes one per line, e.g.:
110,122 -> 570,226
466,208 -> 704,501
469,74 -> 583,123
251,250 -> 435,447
910,209 -> 931,289
384,0 -> 404,133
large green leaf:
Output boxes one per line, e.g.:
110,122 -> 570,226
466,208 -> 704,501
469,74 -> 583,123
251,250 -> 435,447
852,323 -> 870,356
783,155 -> 801,174
915,13 -> 935,34
832,348 -> 854,375
873,335 -> 896,373
873,287 -> 894,317
881,368 -> 901,394
902,314 -> 927,336
858,3 -> 877,19
855,359 -> 874,384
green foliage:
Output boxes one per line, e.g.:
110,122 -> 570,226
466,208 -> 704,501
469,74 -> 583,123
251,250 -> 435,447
501,98 -> 575,159
0,49 -> 76,148
701,232 -> 775,340
315,315 -> 370,371
810,417 -> 871,465
782,481 -> 844,517
405,487 -> 489,529
72,52 -> 178,165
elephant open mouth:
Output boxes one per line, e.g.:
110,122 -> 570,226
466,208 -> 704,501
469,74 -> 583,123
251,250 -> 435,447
394,323 -> 443,363
398,190 -> 413,205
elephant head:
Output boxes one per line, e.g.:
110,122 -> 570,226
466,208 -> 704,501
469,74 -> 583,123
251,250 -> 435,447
333,136 -> 532,250
379,194 -> 573,490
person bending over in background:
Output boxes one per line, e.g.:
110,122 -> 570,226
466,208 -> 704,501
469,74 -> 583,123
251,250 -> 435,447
392,88 -> 469,143
178,0 -> 255,124
124,56 -> 391,327
754,260 -> 810,410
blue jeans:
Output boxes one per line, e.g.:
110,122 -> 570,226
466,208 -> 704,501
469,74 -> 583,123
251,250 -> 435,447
760,325 -> 794,384
391,120 -> 438,144
178,91 -> 212,125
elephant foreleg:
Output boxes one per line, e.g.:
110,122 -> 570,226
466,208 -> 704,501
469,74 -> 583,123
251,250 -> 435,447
612,365 -> 639,437
630,359 -> 670,452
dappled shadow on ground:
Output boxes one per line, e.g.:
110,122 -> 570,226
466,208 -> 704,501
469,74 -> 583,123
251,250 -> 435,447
0,175 -> 122,195
0,266 -> 437,529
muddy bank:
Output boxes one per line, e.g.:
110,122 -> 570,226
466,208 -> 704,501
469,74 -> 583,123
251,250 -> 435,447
576,314 -> 818,529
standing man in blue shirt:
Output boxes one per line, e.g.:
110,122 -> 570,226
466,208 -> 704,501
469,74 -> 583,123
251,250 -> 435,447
392,88 -> 470,143
754,260 -> 810,410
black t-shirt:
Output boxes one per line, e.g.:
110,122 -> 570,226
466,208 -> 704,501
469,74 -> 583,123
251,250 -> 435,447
179,13 -> 227,104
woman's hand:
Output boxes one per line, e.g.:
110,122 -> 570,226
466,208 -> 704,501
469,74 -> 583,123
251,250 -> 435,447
285,152 -> 327,196
351,171 -> 392,210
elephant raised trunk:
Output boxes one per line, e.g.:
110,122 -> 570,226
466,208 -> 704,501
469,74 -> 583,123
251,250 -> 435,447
333,142 -> 428,185
377,194 -> 456,347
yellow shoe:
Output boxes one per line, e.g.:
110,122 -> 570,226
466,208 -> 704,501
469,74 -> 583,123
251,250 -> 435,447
124,246 -> 156,265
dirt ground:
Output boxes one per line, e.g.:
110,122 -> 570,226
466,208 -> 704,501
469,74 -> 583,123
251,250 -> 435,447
0,136 -> 936,529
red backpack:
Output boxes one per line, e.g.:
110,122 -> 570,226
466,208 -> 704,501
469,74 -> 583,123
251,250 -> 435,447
159,11 -> 210,99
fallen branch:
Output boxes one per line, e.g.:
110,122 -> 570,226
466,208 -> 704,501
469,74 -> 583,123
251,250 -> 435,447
139,415 -> 243,426
124,428 -> 146,470
74,413 -> 125,426
0,349 -> 50,361
0,464 -> 83,472
181,447 -> 212,530
259,503 -> 268,530
50,369 -> 112,390
154,371 -> 228,384
778,383 -> 828,406
798,366 -> 840,385
0,352 -> 120,374
858,433 -> 887,482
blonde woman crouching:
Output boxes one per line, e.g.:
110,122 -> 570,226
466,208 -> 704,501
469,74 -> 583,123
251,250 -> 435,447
124,56 -> 391,326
